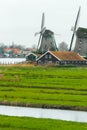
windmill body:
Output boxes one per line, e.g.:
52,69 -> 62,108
38,29 -> 58,53
74,27 -> 87,57
71,7 -> 87,58
35,13 -> 58,53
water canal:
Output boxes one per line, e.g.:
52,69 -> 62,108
0,58 -> 26,64
0,105 -> 87,123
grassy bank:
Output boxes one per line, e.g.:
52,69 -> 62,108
0,66 -> 87,110
0,115 -> 87,130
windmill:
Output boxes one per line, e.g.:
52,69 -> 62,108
69,6 -> 81,51
35,13 -> 58,53
74,27 -> 87,57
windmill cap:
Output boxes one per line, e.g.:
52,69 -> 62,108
76,27 -> 87,38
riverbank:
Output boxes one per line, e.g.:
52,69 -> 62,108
0,66 -> 87,111
0,101 -> 87,111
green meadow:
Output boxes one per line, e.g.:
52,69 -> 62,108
0,66 -> 87,110
0,115 -> 87,130
0,66 -> 87,129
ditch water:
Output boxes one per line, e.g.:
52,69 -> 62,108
0,58 -> 26,64
0,105 -> 87,123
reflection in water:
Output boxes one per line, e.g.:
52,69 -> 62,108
0,105 -> 87,122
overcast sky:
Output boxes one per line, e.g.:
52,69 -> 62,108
0,0 -> 87,48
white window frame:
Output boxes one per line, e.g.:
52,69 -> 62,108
56,61 -> 59,64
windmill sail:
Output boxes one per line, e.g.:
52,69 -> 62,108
69,6 -> 81,51
41,13 -> 45,30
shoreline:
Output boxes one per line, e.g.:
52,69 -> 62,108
0,101 -> 87,112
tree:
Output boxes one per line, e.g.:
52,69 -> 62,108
58,42 -> 68,51
9,42 -> 25,50
0,43 -> 7,55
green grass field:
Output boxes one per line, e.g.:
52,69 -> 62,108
0,66 -> 87,110
0,115 -> 87,130
0,66 -> 87,129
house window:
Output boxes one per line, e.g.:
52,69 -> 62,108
79,39 -> 82,44
38,60 -> 42,64
49,61 -> 52,64
83,61 -> 86,64
67,61 -> 70,64
45,60 -> 48,64
64,61 -> 67,65
49,54 -> 52,59
71,61 -> 73,64
56,61 -> 59,64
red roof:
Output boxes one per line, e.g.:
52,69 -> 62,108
4,48 -> 21,54
50,51 -> 85,61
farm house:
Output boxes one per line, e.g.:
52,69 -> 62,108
26,52 -> 41,62
37,51 -> 87,65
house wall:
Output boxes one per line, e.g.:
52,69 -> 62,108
60,60 -> 87,65
37,52 -> 60,64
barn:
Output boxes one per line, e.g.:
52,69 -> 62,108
37,51 -> 86,65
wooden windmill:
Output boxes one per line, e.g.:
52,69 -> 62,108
35,13 -> 58,54
74,27 -> 87,57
